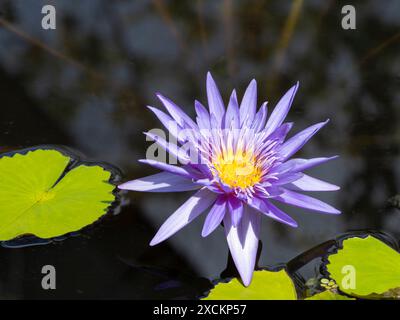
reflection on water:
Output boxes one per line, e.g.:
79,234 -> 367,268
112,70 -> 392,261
0,0 -> 399,298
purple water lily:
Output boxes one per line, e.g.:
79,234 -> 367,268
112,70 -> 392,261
119,73 -> 340,286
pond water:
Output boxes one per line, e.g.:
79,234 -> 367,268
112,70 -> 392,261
0,0 -> 399,299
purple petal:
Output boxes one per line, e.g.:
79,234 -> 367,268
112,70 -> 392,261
147,106 -> 182,141
278,120 -> 329,160
273,172 -> 303,186
264,82 -> 299,137
291,156 -> 338,172
190,163 -> 213,180
264,122 -> 293,142
144,132 -> 189,163
224,205 -> 261,286
118,172 -> 200,192
224,90 -> 240,129
201,195 -> 227,237
206,72 -> 225,123
138,159 -> 202,180
247,196 -> 298,227
227,196 -> 244,227
240,79 -> 257,126
271,156 -> 338,174
195,100 -> 210,129
157,93 -> 197,128
257,185 -> 284,198
252,102 -> 268,132
286,174 -> 340,191
275,189 -> 341,214
150,188 -> 218,246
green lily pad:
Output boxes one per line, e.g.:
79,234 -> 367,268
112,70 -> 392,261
306,290 -> 355,300
0,148 -> 116,241
327,236 -> 400,297
203,269 -> 297,300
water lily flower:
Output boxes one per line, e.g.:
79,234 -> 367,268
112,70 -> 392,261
119,73 -> 340,286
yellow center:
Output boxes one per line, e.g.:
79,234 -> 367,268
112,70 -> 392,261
213,151 -> 262,189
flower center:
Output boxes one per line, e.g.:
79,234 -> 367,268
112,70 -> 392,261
213,151 -> 262,189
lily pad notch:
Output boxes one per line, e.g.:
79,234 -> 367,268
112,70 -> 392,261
0,146 -> 121,245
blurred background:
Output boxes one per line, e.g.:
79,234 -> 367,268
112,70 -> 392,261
0,0 -> 399,299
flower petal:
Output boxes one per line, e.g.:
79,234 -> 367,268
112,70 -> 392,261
138,159 -> 202,180
275,189 -> 341,214
224,90 -> 240,129
118,172 -> 200,192
157,93 -> 197,128
147,106 -> 182,141
206,72 -> 225,123
228,196 -> 244,227
273,172 -> 303,186
150,188 -> 217,246
278,120 -> 329,160
247,196 -> 298,227
195,100 -> 210,129
286,174 -> 340,191
264,82 -> 299,137
271,156 -> 338,174
240,79 -> 257,126
201,195 -> 227,237
144,132 -> 189,163
264,122 -> 293,142
252,102 -> 268,132
224,205 -> 260,286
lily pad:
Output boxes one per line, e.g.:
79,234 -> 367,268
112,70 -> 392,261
0,148 -> 116,241
306,290 -> 355,300
203,269 -> 297,300
327,236 -> 400,297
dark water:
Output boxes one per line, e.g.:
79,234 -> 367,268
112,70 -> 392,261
0,0 -> 399,299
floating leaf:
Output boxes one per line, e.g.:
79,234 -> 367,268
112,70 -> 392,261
306,290 -> 355,300
203,269 -> 297,300
327,236 -> 400,297
0,149 -> 116,241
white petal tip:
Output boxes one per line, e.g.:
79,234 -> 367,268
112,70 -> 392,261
241,275 -> 253,287
149,238 -> 160,246
326,208 -> 341,215
147,106 -> 160,114
117,181 -> 139,190
207,72 -> 217,84
117,183 -> 131,190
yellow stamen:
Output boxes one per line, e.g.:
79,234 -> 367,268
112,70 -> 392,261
213,150 -> 261,189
